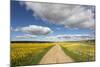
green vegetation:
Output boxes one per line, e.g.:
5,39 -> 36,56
11,40 -> 95,67
61,41 -> 95,62
32,46 -> 53,64
11,43 -> 54,67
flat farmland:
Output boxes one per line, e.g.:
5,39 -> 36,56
11,40 -> 95,67
11,42 -> 54,67
61,41 -> 95,62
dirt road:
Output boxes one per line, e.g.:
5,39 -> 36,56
39,45 -> 74,64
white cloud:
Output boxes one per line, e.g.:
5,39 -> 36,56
21,2 -> 95,29
15,34 -> 94,41
46,34 -> 94,41
16,34 -> 37,38
15,25 -> 53,35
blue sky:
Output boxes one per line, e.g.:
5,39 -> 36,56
11,1 -> 95,41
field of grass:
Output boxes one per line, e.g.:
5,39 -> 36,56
11,43 -> 54,67
11,40 -> 95,67
61,41 -> 95,62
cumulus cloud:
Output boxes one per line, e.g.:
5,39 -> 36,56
16,34 -> 37,38
15,25 -> 53,35
21,2 -> 95,29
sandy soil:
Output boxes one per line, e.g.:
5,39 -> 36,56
39,45 -> 74,64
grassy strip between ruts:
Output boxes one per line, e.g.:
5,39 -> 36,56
61,46 -> 93,62
11,46 -> 53,67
